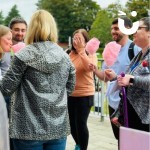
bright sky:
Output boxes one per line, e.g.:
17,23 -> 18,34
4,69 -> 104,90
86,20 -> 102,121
1,0 -> 128,23
94,0 -> 128,8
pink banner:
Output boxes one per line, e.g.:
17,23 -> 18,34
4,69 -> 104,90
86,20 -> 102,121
120,127 -> 150,150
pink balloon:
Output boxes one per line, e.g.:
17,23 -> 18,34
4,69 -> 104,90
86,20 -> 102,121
12,42 -> 26,53
102,41 -> 121,67
86,37 -> 100,55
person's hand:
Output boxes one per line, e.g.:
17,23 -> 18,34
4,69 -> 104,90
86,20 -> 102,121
73,33 -> 86,53
111,117 -> 121,127
104,69 -> 116,81
117,74 -> 134,86
89,63 -> 97,72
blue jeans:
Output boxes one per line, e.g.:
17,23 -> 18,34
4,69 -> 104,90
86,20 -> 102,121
13,137 -> 66,150
4,96 -> 10,116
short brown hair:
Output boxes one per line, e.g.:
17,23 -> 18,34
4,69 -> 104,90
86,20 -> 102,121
140,17 -> 150,31
112,16 -> 133,28
72,29 -> 90,52
9,17 -> 27,29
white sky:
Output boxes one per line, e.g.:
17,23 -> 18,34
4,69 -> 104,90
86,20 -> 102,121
94,0 -> 127,8
1,0 -> 128,23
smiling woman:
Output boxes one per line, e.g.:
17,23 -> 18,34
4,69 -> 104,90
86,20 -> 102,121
0,25 -> 12,59
0,25 -> 12,150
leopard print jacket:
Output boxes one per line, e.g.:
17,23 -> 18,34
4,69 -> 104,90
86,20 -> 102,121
126,48 -> 150,124
0,41 -> 76,140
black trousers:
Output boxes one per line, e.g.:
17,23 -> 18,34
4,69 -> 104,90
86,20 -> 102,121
109,99 -> 150,150
10,139 -> 14,150
109,106 -> 120,140
109,106 -> 120,150
127,99 -> 149,132
68,96 -> 93,150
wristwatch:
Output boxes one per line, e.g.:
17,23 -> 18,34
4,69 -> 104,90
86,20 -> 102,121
110,76 -> 117,82
129,77 -> 134,85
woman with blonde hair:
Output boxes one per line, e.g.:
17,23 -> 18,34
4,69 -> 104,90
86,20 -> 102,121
0,25 -> 12,62
0,25 -> 12,75
0,25 -> 12,111
0,10 -> 75,150
0,25 -> 12,150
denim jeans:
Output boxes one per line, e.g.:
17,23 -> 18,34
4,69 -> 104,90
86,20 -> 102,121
4,96 -> 10,116
13,137 -> 66,150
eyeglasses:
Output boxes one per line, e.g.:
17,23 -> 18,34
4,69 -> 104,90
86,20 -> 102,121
137,26 -> 148,30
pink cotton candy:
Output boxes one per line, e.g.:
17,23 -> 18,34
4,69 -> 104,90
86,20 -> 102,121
12,42 -> 26,53
102,41 -> 121,67
86,37 -> 100,55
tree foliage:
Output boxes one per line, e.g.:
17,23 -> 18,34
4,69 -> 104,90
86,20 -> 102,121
89,0 -> 149,50
89,10 -> 113,48
125,0 -> 149,21
0,11 -> 5,25
36,0 -> 149,48
105,3 -> 123,18
4,5 -> 21,26
36,0 -> 100,42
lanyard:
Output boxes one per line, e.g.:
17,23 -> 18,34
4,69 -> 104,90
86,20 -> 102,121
129,53 -> 142,74
130,62 -> 139,72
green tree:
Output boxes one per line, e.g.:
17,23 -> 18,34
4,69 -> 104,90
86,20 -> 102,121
89,1 -> 125,50
89,10 -> 113,49
4,5 -> 21,26
105,2 -> 123,18
0,11 -> 5,24
125,0 -> 149,21
89,0 -> 149,53
37,0 -> 100,42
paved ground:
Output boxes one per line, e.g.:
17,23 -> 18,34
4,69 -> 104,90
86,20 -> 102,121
66,113 -> 118,150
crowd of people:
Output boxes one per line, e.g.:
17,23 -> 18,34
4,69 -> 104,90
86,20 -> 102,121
0,8 -> 149,150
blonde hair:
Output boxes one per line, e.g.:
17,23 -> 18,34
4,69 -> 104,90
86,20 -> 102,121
25,10 -> 58,45
0,25 -> 11,59
0,25 -> 11,39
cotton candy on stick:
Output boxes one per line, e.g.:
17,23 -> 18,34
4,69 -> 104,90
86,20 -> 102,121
86,37 -> 100,55
102,41 -> 121,67
12,42 -> 26,53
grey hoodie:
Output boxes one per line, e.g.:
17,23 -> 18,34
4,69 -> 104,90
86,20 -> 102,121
0,41 -> 76,140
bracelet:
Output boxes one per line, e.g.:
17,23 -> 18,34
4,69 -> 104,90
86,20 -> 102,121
110,76 -> 117,82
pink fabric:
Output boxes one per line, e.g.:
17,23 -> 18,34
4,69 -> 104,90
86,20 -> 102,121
86,38 -> 100,55
12,42 -> 26,53
102,41 -> 121,67
120,127 -> 150,150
